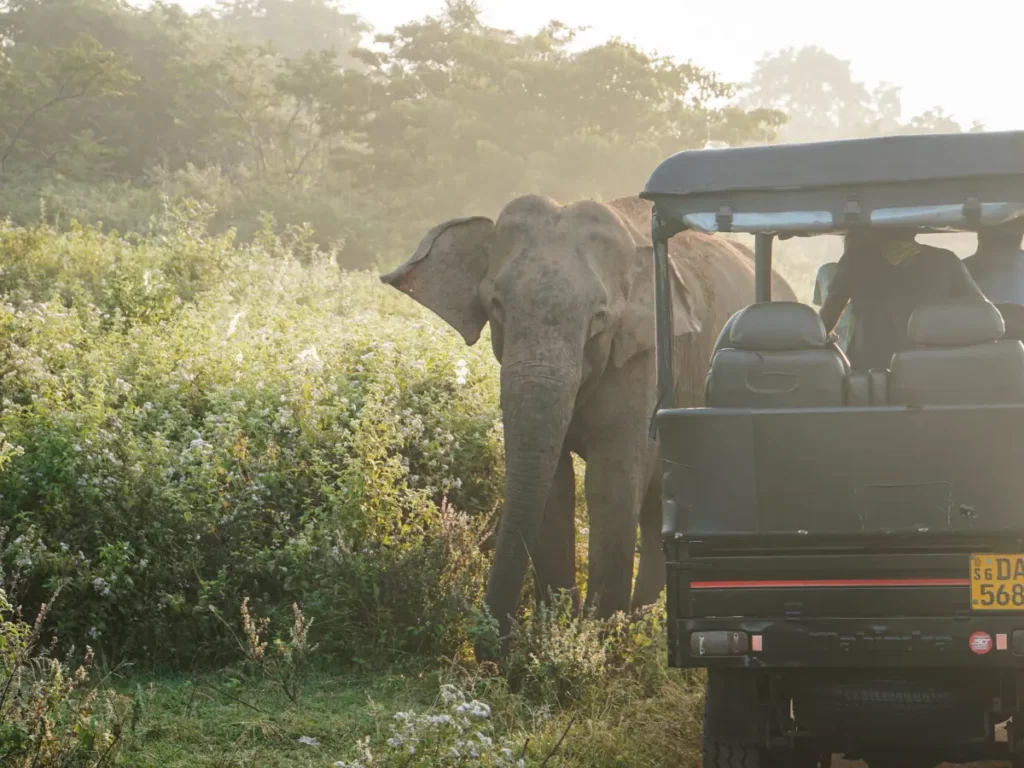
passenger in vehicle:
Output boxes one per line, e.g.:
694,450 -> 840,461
813,261 -> 853,352
963,227 -> 1024,305
818,228 -> 987,372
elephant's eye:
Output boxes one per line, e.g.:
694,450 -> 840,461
589,310 -> 609,338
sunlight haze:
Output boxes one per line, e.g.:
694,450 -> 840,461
168,0 -> 1024,131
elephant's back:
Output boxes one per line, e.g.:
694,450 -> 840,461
668,231 -> 797,404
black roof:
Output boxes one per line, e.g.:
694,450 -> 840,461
640,130 -> 1024,236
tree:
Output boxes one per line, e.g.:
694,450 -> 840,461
213,0 -> 369,66
738,45 -> 966,143
347,0 -> 784,264
0,33 -> 135,177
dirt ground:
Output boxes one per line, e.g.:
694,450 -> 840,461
829,723 -> 1010,767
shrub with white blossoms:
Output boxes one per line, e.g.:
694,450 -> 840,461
333,684 -> 526,768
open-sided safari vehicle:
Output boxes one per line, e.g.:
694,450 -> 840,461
640,130 -> 1024,768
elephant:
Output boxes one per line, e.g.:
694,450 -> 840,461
380,194 -> 797,654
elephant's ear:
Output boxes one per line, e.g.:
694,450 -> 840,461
379,216 -> 496,345
610,245 -> 704,369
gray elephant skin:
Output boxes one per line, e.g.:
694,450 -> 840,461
380,194 -> 797,655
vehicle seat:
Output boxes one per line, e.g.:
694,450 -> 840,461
889,300 -> 1024,405
705,302 -> 849,408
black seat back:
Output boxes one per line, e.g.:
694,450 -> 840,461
890,300 -> 1024,405
706,302 -> 849,408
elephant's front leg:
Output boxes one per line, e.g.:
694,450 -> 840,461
530,449 -> 577,610
582,438 -> 649,619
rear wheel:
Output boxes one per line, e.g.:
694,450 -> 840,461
702,740 -> 767,768
703,670 -> 769,768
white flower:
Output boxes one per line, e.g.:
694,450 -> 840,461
225,311 -> 245,340
88,626 -> 100,639
455,700 -> 491,719
93,577 -> 111,597
296,346 -> 322,373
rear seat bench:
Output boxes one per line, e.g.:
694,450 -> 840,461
705,299 -> 1024,409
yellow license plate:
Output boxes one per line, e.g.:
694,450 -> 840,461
971,554 -> 1024,610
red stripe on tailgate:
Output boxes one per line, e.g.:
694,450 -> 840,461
689,578 -> 970,589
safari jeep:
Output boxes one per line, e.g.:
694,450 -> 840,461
640,130 -> 1024,768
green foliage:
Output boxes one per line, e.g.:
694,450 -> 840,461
0,0 -> 783,268
326,596 -> 702,768
0,532 -> 148,766
0,211 -> 503,667
213,0 -> 370,65
505,591 -> 607,707
0,31 -> 136,177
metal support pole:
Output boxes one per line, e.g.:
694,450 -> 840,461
755,233 -> 774,303
652,211 -> 675,418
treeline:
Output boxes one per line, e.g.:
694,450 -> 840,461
0,0 -> 786,269
0,0 -> 980,271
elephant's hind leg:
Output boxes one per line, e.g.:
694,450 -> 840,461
529,449 -> 578,611
631,479 -> 665,610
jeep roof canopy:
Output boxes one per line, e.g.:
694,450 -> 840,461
639,129 -> 1024,413
640,129 -> 1024,237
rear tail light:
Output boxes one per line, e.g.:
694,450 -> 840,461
690,630 -> 749,657
1012,630 -> 1024,655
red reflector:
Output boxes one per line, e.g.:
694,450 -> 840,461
970,631 -> 993,655
690,578 -> 969,589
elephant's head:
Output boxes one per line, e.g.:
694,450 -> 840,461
380,195 -> 704,652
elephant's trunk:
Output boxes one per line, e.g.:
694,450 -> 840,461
482,360 -> 578,654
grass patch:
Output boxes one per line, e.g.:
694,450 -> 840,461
118,659 -> 705,768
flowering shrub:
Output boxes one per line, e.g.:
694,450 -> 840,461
503,590 -> 669,707
333,684 -> 527,768
0,211 -> 504,665
0,530 -> 148,766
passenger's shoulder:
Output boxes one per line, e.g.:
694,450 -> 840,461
918,243 -> 965,267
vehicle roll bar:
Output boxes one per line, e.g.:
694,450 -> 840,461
652,210 -> 675,418
650,212 -> 776,426
755,233 -> 774,303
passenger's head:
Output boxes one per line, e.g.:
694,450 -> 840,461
977,227 -> 1024,253
844,227 -> 917,251
844,227 -> 920,267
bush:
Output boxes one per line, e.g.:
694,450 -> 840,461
0,529 -> 147,766
0,209 -> 504,666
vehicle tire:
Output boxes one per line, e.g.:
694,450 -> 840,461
703,694 -> 767,768
703,740 -> 766,768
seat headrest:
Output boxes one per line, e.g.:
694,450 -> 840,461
725,301 -> 828,351
907,300 -> 1005,347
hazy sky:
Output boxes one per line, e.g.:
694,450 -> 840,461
170,0 -> 1024,131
